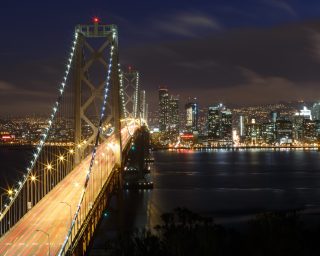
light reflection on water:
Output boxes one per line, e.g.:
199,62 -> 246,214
1,148 -> 320,247
91,149 -> 320,249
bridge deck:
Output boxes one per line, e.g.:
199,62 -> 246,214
0,153 -> 91,255
0,124 -> 136,256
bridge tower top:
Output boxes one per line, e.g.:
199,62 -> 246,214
73,19 -> 122,166
75,18 -> 117,38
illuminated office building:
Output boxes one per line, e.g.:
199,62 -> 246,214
295,106 -> 312,120
312,102 -> 320,120
246,119 -> 262,145
207,104 -> 232,145
275,119 -> 293,144
302,119 -> 317,143
261,122 -> 275,144
159,87 -> 169,132
185,98 -> 198,132
168,96 -> 180,135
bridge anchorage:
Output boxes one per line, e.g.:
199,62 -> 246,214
0,18 -> 151,256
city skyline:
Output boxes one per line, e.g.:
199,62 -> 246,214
2,4 -> 320,254
2,1 -> 320,115
149,86 -> 320,148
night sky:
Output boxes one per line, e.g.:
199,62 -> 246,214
1,0 -> 320,115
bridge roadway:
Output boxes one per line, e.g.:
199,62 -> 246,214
0,122 -> 138,256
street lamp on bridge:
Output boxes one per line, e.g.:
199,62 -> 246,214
1,189 -> 13,210
35,229 -> 51,256
60,201 -> 73,241
60,201 -> 72,226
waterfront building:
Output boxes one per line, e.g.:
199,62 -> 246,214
207,104 -> 232,146
220,109 -> 232,144
292,115 -> 304,142
312,102 -> 320,120
239,115 -> 250,142
302,119 -> 317,143
185,98 -> 198,132
198,108 -> 208,135
275,119 -> 293,144
207,104 -> 222,140
159,87 -> 169,132
245,119 -> 262,145
261,122 -> 275,144
168,96 -> 180,136
239,115 -> 245,137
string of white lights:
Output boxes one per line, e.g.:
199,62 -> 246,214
58,30 -> 116,255
118,64 -> 136,138
0,30 -> 79,221
119,64 -> 127,119
134,71 -> 139,118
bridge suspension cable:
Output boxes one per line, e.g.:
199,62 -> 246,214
0,20 -> 142,256
58,26 -> 119,255
0,30 -> 80,235
119,64 -> 134,138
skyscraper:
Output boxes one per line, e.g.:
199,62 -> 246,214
302,119 -> 317,143
207,103 -> 232,145
246,119 -> 262,145
220,109 -> 232,143
295,106 -> 312,120
207,105 -> 221,139
292,115 -> 304,142
159,87 -> 169,132
239,115 -> 245,137
168,96 -> 179,135
312,102 -> 320,120
261,122 -> 275,144
270,111 -> 280,123
185,98 -> 198,132
275,119 -> 293,144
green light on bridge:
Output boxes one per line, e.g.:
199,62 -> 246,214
103,210 -> 109,218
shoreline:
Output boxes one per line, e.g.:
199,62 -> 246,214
152,146 -> 320,151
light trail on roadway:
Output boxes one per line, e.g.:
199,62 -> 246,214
0,121 -> 138,256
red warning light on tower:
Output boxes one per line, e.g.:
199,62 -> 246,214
93,17 -> 100,24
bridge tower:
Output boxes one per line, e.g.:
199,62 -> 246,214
0,19 -> 138,255
121,66 -> 140,119
73,18 -> 122,166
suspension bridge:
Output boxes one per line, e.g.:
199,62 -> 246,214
0,19 -> 148,255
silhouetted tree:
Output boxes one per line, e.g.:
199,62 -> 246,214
104,209 -> 320,256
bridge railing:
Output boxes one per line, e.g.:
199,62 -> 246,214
58,124 -> 138,255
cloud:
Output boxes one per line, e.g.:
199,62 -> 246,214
121,19 -> 320,109
0,80 -> 52,98
307,29 -> 320,62
155,12 -> 222,37
0,81 -> 16,91
263,0 -> 297,16
174,60 -> 218,70
191,68 -> 318,106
